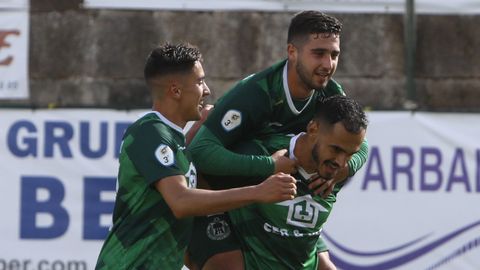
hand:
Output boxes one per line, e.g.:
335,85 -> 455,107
254,172 -> 297,203
308,176 -> 336,199
308,166 -> 350,198
272,149 -> 297,174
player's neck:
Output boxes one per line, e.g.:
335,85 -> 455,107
287,62 -> 313,100
293,133 -> 317,174
152,100 -> 187,128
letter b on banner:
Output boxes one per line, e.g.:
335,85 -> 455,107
20,176 -> 69,239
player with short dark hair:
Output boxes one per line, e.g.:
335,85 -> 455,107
187,11 -> 369,270
226,95 -> 367,269
95,43 -> 297,270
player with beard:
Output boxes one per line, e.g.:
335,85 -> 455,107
187,11 -> 369,270
226,95 -> 367,269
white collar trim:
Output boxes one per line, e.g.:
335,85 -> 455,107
141,111 -> 184,135
289,133 -> 317,179
282,61 -> 315,115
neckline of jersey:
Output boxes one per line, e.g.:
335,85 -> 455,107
141,111 -> 185,135
289,132 -> 317,180
282,61 -> 315,116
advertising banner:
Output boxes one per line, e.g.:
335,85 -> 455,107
84,0 -> 480,14
0,10 -> 29,99
0,109 -> 479,269
324,112 -> 480,270
0,0 -> 28,9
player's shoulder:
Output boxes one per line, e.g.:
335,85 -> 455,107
226,59 -> 286,97
322,78 -> 346,97
127,112 -> 180,145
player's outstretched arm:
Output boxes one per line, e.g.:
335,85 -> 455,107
155,172 -> 297,218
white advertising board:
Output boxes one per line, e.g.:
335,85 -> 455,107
0,110 -> 478,269
84,0 -> 480,14
324,112 -> 480,270
0,0 -> 28,9
0,10 -> 29,99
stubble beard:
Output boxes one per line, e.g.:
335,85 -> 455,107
296,60 -> 328,91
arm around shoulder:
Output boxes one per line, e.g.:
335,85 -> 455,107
155,172 -> 297,218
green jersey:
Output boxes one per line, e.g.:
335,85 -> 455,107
229,134 -> 343,269
96,112 -> 197,270
189,59 -> 368,178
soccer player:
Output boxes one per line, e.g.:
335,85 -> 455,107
187,11 -> 369,269
95,43 -> 297,270
231,95 -> 367,269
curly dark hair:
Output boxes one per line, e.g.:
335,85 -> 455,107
314,95 -> 368,134
287,11 -> 342,46
144,43 -> 202,82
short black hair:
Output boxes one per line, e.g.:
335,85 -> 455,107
287,11 -> 342,45
314,95 -> 368,134
144,43 -> 202,82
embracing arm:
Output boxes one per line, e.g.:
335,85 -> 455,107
347,138 -> 369,177
189,126 -> 275,177
155,173 -> 297,218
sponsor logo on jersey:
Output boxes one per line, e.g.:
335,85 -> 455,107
276,195 -> 328,229
155,144 -> 174,166
186,163 -> 197,188
221,110 -> 242,131
207,216 -> 231,240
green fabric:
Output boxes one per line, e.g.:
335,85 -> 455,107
190,126 -> 275,178
189,59 -> 348,178
348,138 -> 369,177
96,112 -> 196,270
217,138 -> 342,269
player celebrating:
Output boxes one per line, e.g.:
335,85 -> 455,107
95,43 -> 297,270
229,95 -> 367,269
187,11 -> 369,269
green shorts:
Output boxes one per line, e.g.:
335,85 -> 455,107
188,213 -> 241,269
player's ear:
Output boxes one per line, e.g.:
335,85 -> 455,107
287,43 -> 297,62
167,81 -> 182,99
306,120 -> 319,136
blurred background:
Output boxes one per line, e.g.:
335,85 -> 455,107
1,0 -> 480,110
1,1 -> 479,270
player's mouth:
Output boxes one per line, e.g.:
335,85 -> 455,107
315,71 -> 330,80
198,100 -> 205,110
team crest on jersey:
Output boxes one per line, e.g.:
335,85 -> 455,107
276,195 -> 328,229
155,144 -> 174,166
206,216 -> 231,240
221,110 -> 242,131
185,163 -> 197,188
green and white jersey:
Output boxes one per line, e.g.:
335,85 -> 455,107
229,134 -> 342,270
96,112 -> 197,270
189,59 -> 347,178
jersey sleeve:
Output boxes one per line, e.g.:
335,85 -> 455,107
347,138 -> 369,177
189,78 -> 276,177
323,79 -> 346,97
189,122 -> 275,177
125,122 -> 185,186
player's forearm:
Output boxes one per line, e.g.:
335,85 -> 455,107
171,186 -> 259,218
347,138 -> 369,176
189,126 -> 275,177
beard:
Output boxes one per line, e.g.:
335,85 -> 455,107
296,59 -> 328,90
311,143 -> 337,179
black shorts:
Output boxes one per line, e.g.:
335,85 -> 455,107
188,213 -> 241,269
